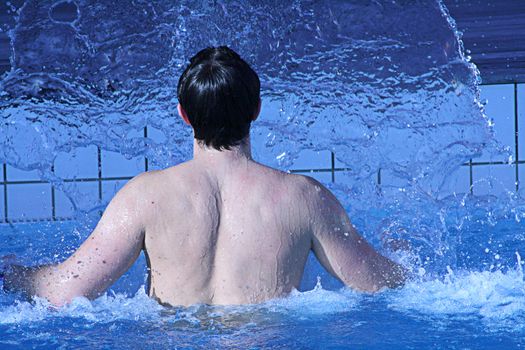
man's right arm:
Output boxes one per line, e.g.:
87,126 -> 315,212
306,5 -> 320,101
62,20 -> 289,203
2,173 -> 148,306
303,176 -> 407,292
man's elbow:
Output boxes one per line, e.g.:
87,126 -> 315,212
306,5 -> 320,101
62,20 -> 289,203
38,287 -> 100,307
31,277 -> 101,307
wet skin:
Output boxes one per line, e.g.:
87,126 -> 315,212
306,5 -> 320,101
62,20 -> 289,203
3,105 -> 406,306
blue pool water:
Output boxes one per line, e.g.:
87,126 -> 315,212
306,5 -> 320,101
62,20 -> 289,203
1,0 -> 524,348
1,214 -> 525,349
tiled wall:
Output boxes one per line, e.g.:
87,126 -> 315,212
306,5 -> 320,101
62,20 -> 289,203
469,83 -> 524,195
1,83 -> 523,223
1,145 -> 148,222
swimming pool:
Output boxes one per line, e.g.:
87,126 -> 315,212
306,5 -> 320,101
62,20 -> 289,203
1,212 -> 525,349
2,0 -> 525,348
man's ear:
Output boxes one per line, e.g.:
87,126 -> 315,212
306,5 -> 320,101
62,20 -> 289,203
177,103 -> 191,126
252,98 -> 262,122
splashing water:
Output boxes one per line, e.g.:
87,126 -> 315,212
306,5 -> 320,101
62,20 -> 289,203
1,1 -> 492,178
1,0 -> 525,347
0,0 -> 500,255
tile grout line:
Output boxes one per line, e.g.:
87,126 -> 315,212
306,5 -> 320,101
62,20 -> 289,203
3,163 -> 7,223
481,81 -> 521,87
97,146 -> 102,201
469,159 -> 473,195
51,164 -> 56,221
144,126 -> 149,172
331,152 -> 335,183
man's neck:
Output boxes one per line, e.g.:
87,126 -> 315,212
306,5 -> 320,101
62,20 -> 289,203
192,136 -> 253,166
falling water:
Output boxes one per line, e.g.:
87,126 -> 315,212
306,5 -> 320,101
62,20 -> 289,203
0,0 -> 500,270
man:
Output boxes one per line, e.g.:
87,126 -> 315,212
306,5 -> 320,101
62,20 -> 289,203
3,46 -> 407,307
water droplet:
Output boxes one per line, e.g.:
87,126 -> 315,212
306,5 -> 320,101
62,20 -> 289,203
50,1 -> 79,23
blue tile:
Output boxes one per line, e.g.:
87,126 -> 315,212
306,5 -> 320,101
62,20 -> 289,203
127,127 -> 144,138
476,84 -> 515,162
146,126 -> 167,143
258,97 -> 282,121
377,168 -> 408,188
376,166 -> 471,198
7,184 -> 52,220
441,165 -> 471,196
5,165 -> 41,182
54,182 -> 100,218
291,150 -> 331,171
144,126 -> 169,171
101,180 -> 129,203
334,153 -> 348,169
518,84 -> 525,161
0,185 -> 5,223
54,145 -> 98,179
147,161 -> 167,171
101,150 -> 145,178
336,169 -> 377,189
334,154 -> 362,171
472,164 -> 516,196
518,163 -> 525,192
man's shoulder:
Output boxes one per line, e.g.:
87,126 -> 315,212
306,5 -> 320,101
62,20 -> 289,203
286,173 -> 324,194
287,173 -> 339,210
264,170 -> 327,205
254,163 -> 309,189
121,162 -> 192,196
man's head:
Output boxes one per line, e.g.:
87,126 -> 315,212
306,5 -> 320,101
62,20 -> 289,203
177,46 -> 261,151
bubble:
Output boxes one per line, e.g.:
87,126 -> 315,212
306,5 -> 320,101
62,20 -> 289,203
50,1 -> 79,24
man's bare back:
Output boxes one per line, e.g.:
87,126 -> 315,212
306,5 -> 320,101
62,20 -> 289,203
143,150 -> 406,306
2,46 -> 406,306
143,157 -> 312,305
3,141 -> 406,306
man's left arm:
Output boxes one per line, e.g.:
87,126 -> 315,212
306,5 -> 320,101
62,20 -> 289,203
3,174 -> 149,306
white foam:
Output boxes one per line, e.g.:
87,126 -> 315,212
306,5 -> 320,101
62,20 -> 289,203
0,287 -> 163,325
387,265 -> 525,321
3,264 -> 525,328
263,282 -> 362,316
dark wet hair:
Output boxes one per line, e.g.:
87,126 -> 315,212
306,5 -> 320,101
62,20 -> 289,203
177,46 -> 260,150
